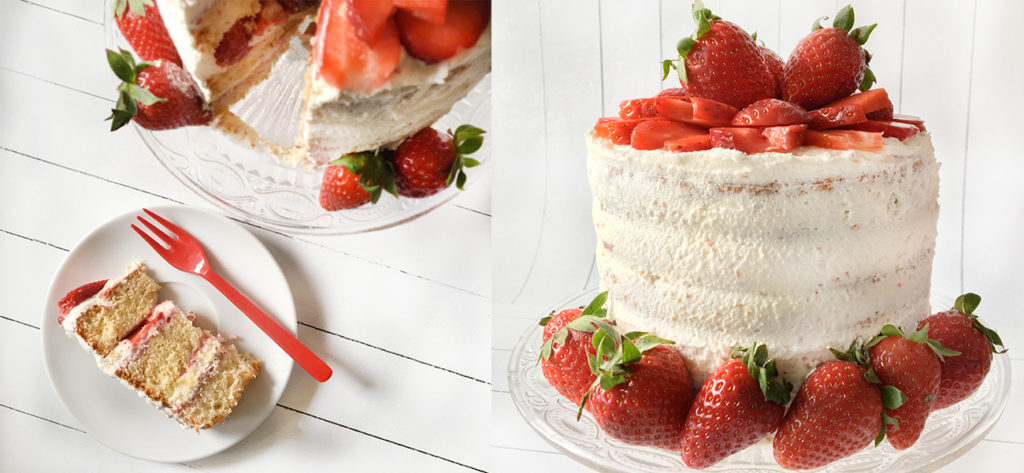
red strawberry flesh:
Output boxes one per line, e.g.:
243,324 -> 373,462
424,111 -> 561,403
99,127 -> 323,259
396,0 -> 489,64
805,129 -> 883,151
348,0 -> 397,42
394,0 -> 447,25
630,119 -> 706,150
57,280 -> 109,324
809,105 -> 867,129
825,88 -> 892,115
869,335 -> 941,449
710,125 -> 806,153
731,98 -> 811,127
844,120 -> 919,140
594,118 -> 641,146
917,310 -> 993,409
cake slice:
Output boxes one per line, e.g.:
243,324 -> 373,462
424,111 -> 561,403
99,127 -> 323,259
154,0 -> 318,114
58,263 -> 260,430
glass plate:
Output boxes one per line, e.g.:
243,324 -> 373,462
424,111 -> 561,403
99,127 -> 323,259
103,2 -> 490,235
507,289 -> 1012,473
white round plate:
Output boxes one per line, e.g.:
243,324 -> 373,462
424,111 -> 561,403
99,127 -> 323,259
508,289 -> 1012,473
103,1 -> 491,235
41,205 -> 295,462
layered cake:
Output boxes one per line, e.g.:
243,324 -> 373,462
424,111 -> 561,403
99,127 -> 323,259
58,262 -> 260,430
587,130 -> 939,385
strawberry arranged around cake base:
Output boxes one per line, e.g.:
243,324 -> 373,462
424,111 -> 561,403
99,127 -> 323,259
586,132 -> 940,386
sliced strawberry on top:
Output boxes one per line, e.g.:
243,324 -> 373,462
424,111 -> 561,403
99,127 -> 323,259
809,105 -> 867,129
113,0 -> 182,66
394,0 -> 447,25
844,120 -> 919,140
396,0 -> 489,64
805,129 -> 883,151
892,114 -> 927,131
731,99 -> 811,127
594,118 -> 642,145
665,134 -> 712,152
619,98 -> 658,119
824,88 -> 892,115
654,96 -> 738,127
657,87 -> 688,97
866,105 -> 894,120
316,0 -> 402,91
348,0 -> 397,42
630,119 -> 705,150
710,125 -> 806,153
57,280 -> 109,324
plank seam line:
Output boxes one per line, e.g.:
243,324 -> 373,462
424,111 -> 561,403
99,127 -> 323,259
17,0 -> 101,25
299,322 -> 490,385
490,444 -> 562,455
959,0 -> 979,294
0,66 -> 111,103
453,204 -> 492,218
0,313 -> 40,330
0,227 -> 69,252
276,404 -> 486,472
0,402 -> 86,434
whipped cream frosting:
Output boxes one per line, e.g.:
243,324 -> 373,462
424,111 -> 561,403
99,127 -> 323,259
586,133 -> 940,386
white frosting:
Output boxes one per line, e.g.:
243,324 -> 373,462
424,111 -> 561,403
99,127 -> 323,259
155,0 -> 234,102
586,133 -> 940,386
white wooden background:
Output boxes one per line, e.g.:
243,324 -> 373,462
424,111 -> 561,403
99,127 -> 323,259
0,0 -> 491,470
492,0 -> 1024,471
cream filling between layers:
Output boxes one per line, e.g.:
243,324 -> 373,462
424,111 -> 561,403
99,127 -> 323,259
586,132 -> 940,386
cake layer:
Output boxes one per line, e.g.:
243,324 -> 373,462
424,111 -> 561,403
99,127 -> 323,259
60,262 -> 160,356
586,132 -> 940,386
298,27 -> 492,165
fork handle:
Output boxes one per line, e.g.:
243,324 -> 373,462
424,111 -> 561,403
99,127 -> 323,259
203,270 -> 332,382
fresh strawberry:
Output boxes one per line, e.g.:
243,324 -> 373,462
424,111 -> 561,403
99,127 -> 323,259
278,0 -> 320,14
781,5 -> 877,109
316,0 -> 402,91
805,129 -> 882,151
584,335 -> 694,450
539,292 -> 608,405
658,87 -> 688,97
844,120 -> 919,140
681,343 -> 791,468
654,96 -> 738,127
661,2 -> 778,109
773,360 -> 885,469
630,119 -> 705,150
825,88 -> 892,115
710,125 -> 806,153
917,294 -> 1006,409
57,280 -> 109,325
593,118 -> 641,145
348,0 -> 397,42
619,98 -> 658,119
759,45 -> 784,95
892,114 -> 927,131
867,325 -> 955,449
215,15 -> 257,66
731,99 -> 811,127
665,134 -> 712,152
391,124 -> 484,197
319,150 -> 398,210
396,0 -> 489,64
809,105 -> 867,129
113,0 -> 181,66
867,105 -> 894,120
106,49 -> 211,131
394,0 -> 447,25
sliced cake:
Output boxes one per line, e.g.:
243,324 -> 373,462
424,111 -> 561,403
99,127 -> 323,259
57,263 -> 260,430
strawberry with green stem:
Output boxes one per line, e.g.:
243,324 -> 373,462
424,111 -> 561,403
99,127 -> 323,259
681,342 -> 792,468
866,324 -> 958,449
106,49 -> 210,131
391,125 -> 484,197
319,149 -> 398,210
538,292 -> 608,405
917,293 -> 1007,409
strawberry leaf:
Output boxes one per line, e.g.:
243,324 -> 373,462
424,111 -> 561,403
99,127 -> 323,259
463,158 -> 481,168
538,314 -> 553,326
632,333 -> 674,352
107,49 -> 136,84
735,342 -> 792,405
880,324 -> 902,337
811,16 -> 828,31
953,293 -> 981,315
905,325 -> 928,344
621,337 -> 641,364
661,59 -> 676,81
859,67 -> 876,91
926,338 -> 961,360
581,291 -> 608,317
880,385 -> 907,410
832,5 -> 855,32
850,24 -> 877,45
125,83 -> 163,106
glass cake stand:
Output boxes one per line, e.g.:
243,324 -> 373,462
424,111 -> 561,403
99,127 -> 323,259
507,289 -> 1012,473
103,3 -> 490,235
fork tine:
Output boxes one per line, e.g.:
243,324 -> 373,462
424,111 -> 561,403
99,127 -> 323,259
143,208 -> 188,240
131,224 -> 169,255
137,215 -> 176,245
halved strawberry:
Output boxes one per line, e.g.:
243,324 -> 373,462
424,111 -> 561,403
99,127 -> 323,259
844,120 -> 919,140
631,119 -> 705,150
809,105 -> 867,129
396,0 -> 489,64
825,88 -> 891,115
594,118 -> 642,145
658,87 -> 688,97
665,134 -> 712,152
348,0 -> 397,42
57,280 -> 109,324
619,98 -> 658,119
395,0 -> 447,25
316,0 -> 402,91
215,15 -> 257,66
731,99 -> 811,127
654,96 -> 738,127
710,125 -> 806,153
805,129 -> 883,151
866,105 -> 894,120
892,114 -> 927,131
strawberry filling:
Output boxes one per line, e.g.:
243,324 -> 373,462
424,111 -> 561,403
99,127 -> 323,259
57,280 -> 109,325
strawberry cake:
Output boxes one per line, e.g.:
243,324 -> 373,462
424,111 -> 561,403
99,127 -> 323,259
586,6 -> 939,388
58,262 -> 260,430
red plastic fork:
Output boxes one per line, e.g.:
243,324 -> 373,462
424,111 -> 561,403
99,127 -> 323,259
131,208 -> 332,382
